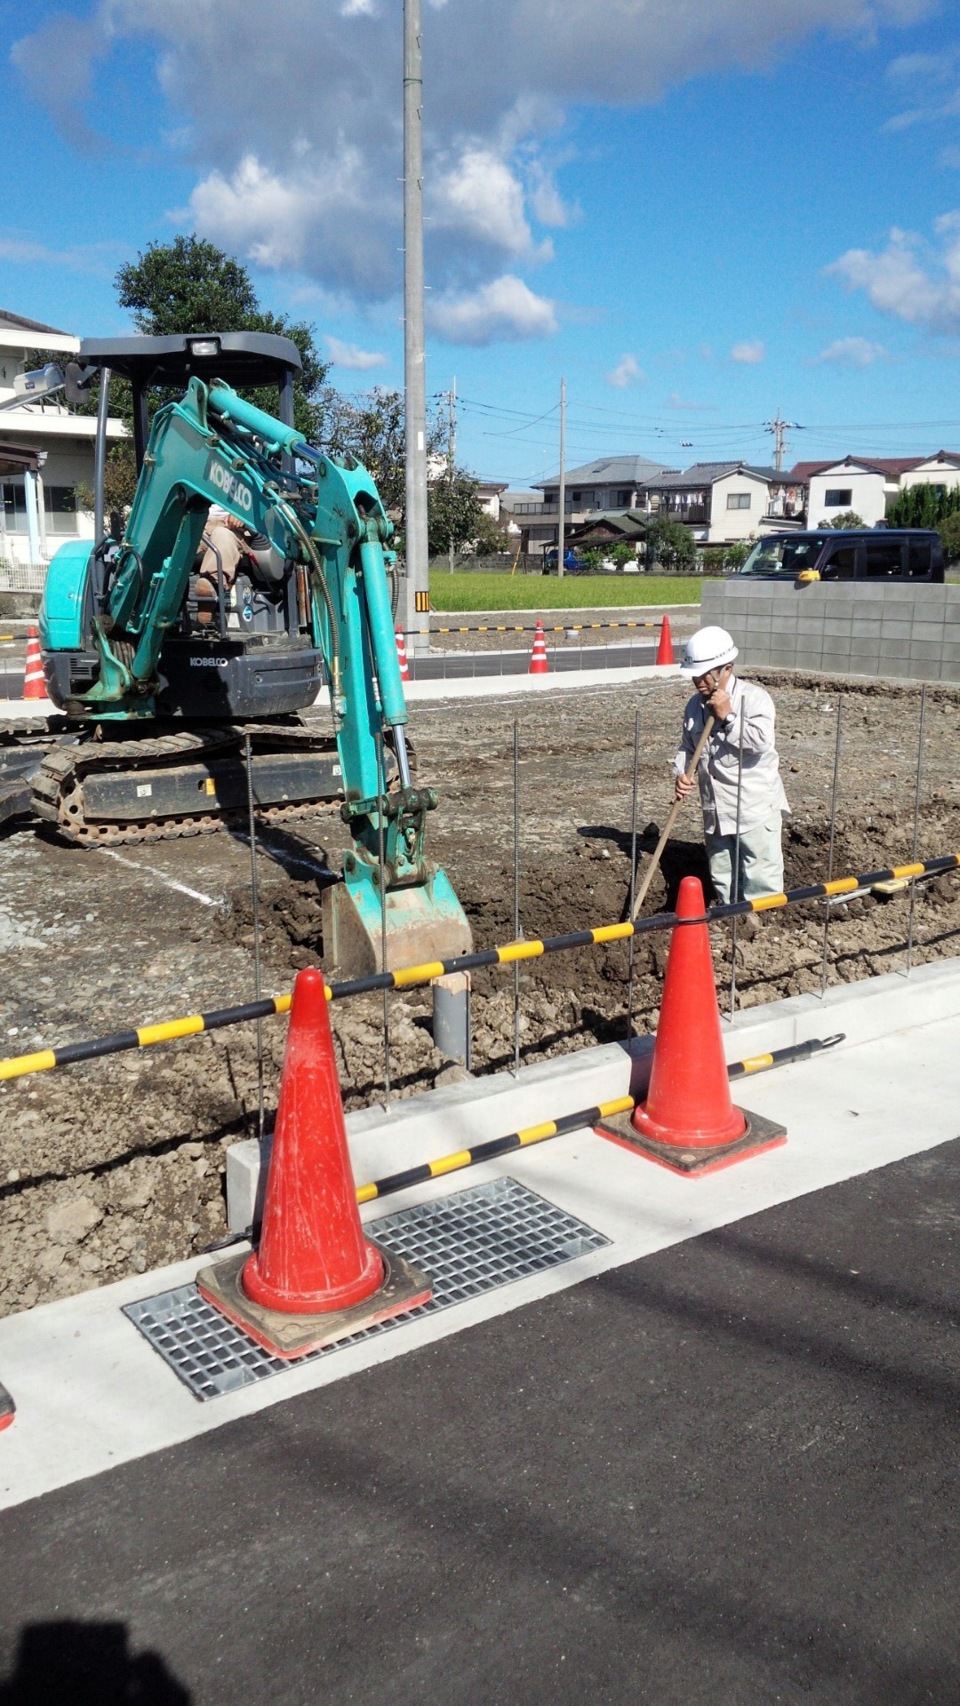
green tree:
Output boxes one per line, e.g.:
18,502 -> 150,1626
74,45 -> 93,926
325,387 -> 448,539
115,235 -> 332,443
427,470 -> 485,556
939,511 -> 960,562
646,515 -> 696,570
824,511 -> 865,529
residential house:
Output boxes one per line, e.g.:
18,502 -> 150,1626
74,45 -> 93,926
790,458 -> 909,529
509,455 -> 671,555
0,309 -> 125,567
644,462 -> 789,544
899,452 -> 960,497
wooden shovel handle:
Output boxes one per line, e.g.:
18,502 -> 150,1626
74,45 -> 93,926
631,714 -> 716,920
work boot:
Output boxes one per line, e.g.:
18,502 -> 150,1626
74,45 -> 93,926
0,1380 -> 14,1432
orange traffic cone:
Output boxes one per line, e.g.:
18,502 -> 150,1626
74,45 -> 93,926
198,967 -> 431,1357
528,619 -> 549,675
22,625 -> 46,699
0,1380 -> 13,1433
596,876 -> 786,1175
395,625 -> 411,682
655,615 -> 674,665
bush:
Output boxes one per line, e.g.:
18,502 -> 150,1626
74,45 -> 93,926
939,512 -> 960,562
646,516 -> 696,570
821,511 -> 865,530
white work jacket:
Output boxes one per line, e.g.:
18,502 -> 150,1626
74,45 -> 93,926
672,674 -> 790,837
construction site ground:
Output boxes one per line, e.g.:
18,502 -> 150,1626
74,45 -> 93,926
1,659 -> 959,1319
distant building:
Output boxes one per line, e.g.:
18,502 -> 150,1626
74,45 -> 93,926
0,309 -> 125,566
644,461 -> 797,544
508,456 -> 672,555
788,457 -> 921,529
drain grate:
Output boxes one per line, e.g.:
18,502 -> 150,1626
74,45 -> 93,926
124,1176 -> 609,1402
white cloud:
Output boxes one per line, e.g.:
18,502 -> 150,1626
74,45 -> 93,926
607,353 -> 644,387
730,339 -> 765,363
8,0 -> 946,337
433,147 -> 549,258
815,335 -> 888,366
325,335 -> 387,369
827,218 -> 960,333
428,275 -> 558,344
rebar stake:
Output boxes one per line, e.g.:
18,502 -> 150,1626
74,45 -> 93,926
244,731 -> 265,1142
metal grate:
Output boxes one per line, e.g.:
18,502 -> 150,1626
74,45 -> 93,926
124,1176 -> 609,1402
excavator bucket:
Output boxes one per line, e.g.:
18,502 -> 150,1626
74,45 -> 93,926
322,864 -> 473,978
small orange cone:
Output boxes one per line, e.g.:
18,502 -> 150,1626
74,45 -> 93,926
22,625 -> 46,699
395,625 -> 411,682
655,615 -> 674,665
596,876 -> 786,1174
198,967 -> 431,1357
528,619 -> 549,675
0,1380 -> 13,1433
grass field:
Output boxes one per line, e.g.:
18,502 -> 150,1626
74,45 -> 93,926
428,572 -> 704,611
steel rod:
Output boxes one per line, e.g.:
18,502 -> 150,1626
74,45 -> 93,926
820,696 -> 843,999
626,709 -> 641,1037
244,732 -> 265,1142
906,684 -> 927,975
729,702 -> 745,1021
513,719 -> 521,1073
375,732 -> 392,1101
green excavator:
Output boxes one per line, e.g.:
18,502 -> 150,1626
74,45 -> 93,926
0,331 -> 472,976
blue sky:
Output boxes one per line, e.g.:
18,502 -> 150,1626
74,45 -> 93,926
3,0 -> 960,485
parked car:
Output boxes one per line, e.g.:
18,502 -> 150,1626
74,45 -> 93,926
543,546 -> 589,574
733,529 -> 944,584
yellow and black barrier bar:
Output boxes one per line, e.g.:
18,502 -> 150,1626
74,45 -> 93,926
0,992 -> 295,1085
331,851 -> 960,999
0,848 -> 954,1085
354,1035 -> 844,1205
407,619 -> 659,636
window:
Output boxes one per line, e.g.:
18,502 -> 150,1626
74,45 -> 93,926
726,492 -> 751,511
864,541 -> 903,578
824,488 -> 853,507
571,491 -> 582,503
819,544 -> 858,580
616,490 -> 631,507
907,539 -> 932,578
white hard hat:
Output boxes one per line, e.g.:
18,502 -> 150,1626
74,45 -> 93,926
680,625 -> 738,676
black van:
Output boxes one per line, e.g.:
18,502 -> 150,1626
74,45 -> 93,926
734,529 -> 944,583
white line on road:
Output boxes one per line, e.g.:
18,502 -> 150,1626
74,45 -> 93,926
97,847 -> 221,907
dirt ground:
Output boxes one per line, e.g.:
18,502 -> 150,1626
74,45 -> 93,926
2,665 -> 959,1318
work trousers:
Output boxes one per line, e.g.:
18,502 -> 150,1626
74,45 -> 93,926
705,810 -> 785,904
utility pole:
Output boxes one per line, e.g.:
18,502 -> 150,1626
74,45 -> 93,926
444,375 -> 457,573
764,411 -> 802,473
557,376 -> 566,578
403,0 -> 429,649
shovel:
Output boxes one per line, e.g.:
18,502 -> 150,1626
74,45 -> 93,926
630,715 -> 715,921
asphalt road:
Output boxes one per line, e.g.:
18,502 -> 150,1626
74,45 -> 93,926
2,1140 -> 958,1706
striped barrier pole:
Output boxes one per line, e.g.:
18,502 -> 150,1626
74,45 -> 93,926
0,846 -> 954,1085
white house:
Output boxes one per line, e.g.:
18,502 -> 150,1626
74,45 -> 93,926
644,462 -> 785,544
790,456 -> 919,529
899,452 -> 960,497
0,308 -> 125,567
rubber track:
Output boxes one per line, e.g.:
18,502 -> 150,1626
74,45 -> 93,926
31,721 -> 339,846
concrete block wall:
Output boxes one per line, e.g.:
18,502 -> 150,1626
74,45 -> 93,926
701,579 -> 960,683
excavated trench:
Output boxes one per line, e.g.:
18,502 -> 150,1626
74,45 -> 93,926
2,672 -> 960,1318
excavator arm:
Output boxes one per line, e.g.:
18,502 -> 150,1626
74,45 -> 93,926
74,373 -> 469,971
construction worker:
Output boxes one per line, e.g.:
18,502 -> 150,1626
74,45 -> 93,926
673,625 -> 789,902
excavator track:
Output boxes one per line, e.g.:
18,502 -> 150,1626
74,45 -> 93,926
30,721 -> 342,846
